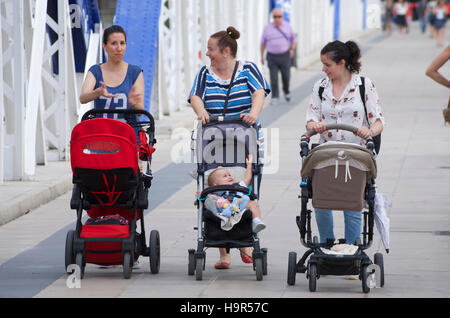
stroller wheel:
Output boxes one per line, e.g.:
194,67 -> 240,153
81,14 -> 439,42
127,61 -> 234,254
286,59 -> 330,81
188,249 -> 195,276
255,258 -> 263,281
123,252 -> 132,279
308,263 -> 317,292
287,252 -> 297,286
374,253 -> 385,287
195,255 -> 203,281
262,248 -> 268,276
149,230 -> 160,274
75,252 -> 85,279
361,264 -> 371,294
65,230 -> 75,273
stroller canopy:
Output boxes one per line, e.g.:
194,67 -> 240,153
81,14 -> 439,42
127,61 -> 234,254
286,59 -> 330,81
70,118 -> 139,176
194,120 -> 258,172
301,142 -> 377,179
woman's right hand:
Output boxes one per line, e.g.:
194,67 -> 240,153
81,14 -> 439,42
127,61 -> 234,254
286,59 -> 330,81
97,81 -> 119,99
310,121 -> 328,134
197,108 -> 210,124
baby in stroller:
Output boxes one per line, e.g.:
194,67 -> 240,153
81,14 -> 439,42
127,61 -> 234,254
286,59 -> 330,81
202,154 -> 266,234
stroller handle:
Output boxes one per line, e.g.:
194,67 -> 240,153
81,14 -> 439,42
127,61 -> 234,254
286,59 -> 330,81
304,123 -> 358,138
206,115 -> 258,129
301,124 -> 375,155
81,109 -> 155,133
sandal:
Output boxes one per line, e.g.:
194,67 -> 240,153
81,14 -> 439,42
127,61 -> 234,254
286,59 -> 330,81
214,261 -> 230,269
240,251 -> 253,264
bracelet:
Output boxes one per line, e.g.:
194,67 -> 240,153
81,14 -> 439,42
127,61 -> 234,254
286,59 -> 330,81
369,128 -> 375,137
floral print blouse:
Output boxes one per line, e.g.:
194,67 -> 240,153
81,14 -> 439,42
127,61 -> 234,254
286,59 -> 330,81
306,74 -> 385,146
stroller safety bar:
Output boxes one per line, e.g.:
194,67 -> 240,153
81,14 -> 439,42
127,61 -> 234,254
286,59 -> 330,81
197,184 -> 256,201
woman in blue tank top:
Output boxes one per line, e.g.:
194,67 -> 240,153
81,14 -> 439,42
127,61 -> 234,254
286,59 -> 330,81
80,25 -> 145,123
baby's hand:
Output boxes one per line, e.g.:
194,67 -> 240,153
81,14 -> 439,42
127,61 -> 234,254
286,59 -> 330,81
195,191 -> 201,200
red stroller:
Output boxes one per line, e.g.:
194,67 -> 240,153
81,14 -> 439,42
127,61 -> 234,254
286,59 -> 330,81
65,109 -> 159,279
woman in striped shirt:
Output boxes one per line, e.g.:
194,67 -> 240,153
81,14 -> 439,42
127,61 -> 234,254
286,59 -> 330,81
189,26 -> 270,124
188,26 -> 270,269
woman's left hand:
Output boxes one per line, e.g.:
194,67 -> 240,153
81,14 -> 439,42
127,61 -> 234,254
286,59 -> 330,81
356,126 -> 372,139
240,112 -> 257,125
128,85 -> 144,109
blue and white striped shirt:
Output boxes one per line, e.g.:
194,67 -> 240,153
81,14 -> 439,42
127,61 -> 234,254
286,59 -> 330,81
188,61 -> 270,116
188,61 -> 270,166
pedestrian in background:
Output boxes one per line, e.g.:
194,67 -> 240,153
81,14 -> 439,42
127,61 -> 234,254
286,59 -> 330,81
426,0 -> 437,38
260,8 -> 296,105
433,0 -> 448,47
384,0 -> 395,36
417,0 -> 429,34
394,0 -> 408,34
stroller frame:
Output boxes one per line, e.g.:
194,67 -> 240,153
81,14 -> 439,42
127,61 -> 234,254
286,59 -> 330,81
288,124 -> 385,293
188,117 -> 268,281
65,109 -> 160,279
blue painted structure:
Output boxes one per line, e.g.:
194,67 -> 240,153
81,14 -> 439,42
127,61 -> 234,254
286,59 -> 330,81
46,0 -> 101,74
114,0 -> 161,113
269,0 -> 292,22
362,0 -> 367,30
333,0 -> 340,40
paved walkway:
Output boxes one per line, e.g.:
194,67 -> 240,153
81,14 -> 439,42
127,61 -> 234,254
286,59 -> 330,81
0,23 -> 449,299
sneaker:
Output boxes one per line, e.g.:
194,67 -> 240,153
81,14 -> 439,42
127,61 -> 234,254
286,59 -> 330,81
285,93 -> 291,102
133,260 -> 141,269
252,218 -> 266,233
270,97 -> 279,105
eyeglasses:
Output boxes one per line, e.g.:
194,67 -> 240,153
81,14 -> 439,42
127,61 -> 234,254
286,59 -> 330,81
273,15 -> 283,18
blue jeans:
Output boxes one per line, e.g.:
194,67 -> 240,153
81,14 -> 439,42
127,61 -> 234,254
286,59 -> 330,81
315,209 -> 362,244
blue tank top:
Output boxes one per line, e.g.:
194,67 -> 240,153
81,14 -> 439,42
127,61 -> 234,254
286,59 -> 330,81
88,63 -> 143,123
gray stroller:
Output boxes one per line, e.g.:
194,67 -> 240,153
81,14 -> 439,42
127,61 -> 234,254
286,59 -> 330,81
288,124 -> 385,293
188,116 -> 268,281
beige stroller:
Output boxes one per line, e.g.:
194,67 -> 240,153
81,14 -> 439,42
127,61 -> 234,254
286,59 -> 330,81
287,124 -> 385,293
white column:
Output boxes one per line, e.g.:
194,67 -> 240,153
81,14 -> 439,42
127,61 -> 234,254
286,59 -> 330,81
11,0 -> 25,180
56,0 -> 68,160
24,0 -> 48,177
0,1 -> 4,183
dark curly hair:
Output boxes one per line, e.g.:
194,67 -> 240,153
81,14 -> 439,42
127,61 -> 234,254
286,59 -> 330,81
210,26 -> 240,58
320,40 -> 361,73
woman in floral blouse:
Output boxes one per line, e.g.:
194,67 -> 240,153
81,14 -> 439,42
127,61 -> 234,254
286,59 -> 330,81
305,40 -> 385,248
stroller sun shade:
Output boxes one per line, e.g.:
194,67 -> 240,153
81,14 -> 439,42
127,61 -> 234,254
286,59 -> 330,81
194,121 -> 258,172
70,118 -> 138,175
301,142 -> 377,212
70,118 -> 139,207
